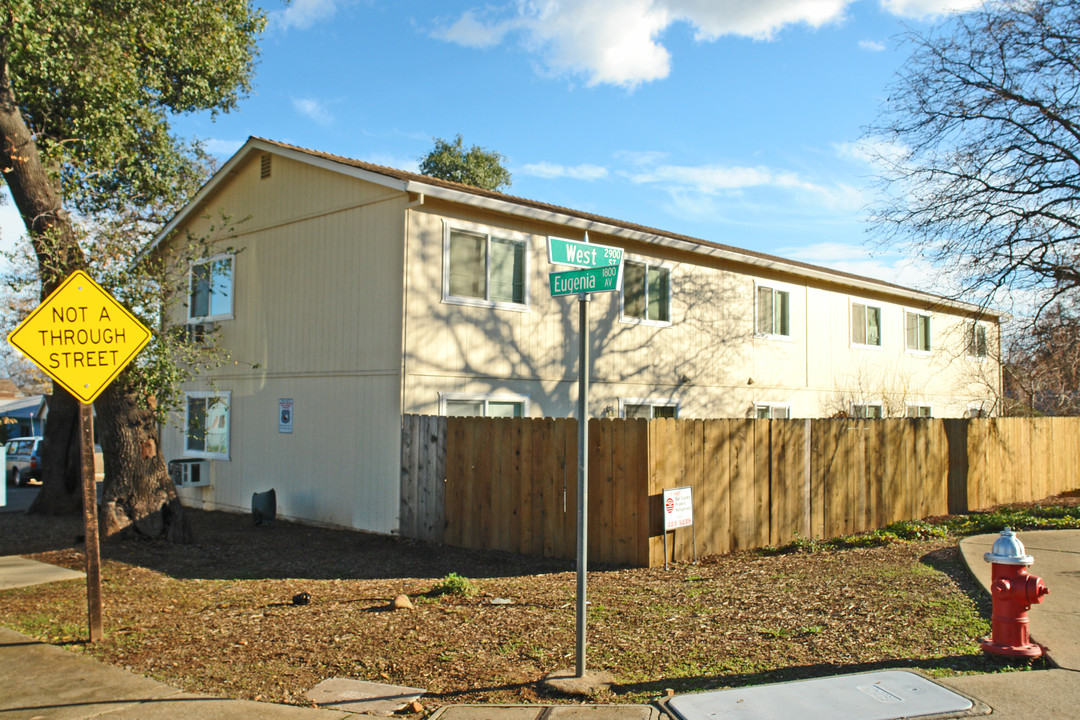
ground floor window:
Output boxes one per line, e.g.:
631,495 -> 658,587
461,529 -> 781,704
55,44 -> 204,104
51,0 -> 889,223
906,405 -> 932,418
622,400 -> 678,419
441,394 -> 527,418
754,403 -> 791,419
851,404 -> 883,419
185,391 -> 230,459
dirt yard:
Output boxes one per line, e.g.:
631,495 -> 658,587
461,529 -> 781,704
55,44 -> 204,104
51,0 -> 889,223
1,499 -> 1066,713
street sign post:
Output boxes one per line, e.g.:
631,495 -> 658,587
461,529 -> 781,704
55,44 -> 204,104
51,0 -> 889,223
547,234 -> 625,679
7,270 -> 152,643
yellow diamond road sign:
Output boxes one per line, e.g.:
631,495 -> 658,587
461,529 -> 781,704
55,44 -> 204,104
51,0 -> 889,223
7,270 -> 152,404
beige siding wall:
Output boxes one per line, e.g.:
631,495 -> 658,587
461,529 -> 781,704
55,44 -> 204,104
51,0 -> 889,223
161,151 -> 407,533
401,202 -> 1000,420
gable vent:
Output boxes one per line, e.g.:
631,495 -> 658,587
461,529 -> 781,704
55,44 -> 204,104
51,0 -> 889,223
260,153 -> 271,179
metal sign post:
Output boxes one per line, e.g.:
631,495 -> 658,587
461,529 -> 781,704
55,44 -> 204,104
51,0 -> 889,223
79,403 -> 103,641
548,233 -> 625,679
575,291 -> 590,678
7,270 -> 152,643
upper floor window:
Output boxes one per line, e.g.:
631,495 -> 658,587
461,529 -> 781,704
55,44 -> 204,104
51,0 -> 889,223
756,284 -> 790,337
189,254 -> 234,322
622,260 -> 671,324
852,302 -> 882,347
185,391 -> 230,459
442,393 -> 527,418
905,311 -> 932,353
967,322 -> 988,358
444,224 -> 527,309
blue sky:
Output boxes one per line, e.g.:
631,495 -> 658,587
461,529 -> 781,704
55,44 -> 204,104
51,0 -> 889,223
2,0 -> 984,288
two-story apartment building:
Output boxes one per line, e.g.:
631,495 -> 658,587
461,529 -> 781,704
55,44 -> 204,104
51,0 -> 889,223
150,137 -> 1002,533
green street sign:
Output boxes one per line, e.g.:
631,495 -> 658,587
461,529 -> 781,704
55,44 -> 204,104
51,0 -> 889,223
549,265 -> 623,297
548,236 -> 624,269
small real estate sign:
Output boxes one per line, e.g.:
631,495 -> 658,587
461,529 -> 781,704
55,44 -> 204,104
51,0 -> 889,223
663,486 -> 694,531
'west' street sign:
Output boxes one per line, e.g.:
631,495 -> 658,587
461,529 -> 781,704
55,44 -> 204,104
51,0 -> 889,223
548,236 -> 624,269
549,265 -> 623,297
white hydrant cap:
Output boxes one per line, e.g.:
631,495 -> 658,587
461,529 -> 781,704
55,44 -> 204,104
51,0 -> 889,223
984,527 -> 1034,566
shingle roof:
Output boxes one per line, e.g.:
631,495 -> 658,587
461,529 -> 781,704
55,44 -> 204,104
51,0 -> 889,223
154,136 -> 1000,319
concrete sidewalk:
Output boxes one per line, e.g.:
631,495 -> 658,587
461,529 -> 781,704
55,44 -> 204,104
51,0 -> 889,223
0,529 -> 1077,719
938,528 -> 1080,720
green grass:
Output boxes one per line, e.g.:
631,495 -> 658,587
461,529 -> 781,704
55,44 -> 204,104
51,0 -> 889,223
758,504 -> 1080,557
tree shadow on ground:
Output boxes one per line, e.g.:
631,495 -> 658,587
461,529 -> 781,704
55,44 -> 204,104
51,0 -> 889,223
0,508 -> 574,581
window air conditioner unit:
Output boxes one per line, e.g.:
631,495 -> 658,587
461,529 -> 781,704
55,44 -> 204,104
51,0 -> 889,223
169,459 -> 211,488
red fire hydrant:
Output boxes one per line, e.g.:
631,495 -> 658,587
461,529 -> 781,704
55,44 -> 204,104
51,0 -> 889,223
981,527 -> 1049,659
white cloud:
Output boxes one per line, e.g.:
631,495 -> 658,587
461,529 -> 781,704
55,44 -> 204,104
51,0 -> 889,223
858,39 -> 886,51
627,162 -> 861,209
292,98 -> 334,126
879,0 -> 985,19
433,9 -> 518,48
434,0 -> 856,88
270,0 -> 341,31
521,161 -> 609,181
202,138 -> 246,158
779,242 -> 940,290
833,138 -> 907,166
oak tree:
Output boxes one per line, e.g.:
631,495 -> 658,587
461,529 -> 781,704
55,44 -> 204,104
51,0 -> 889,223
867,0 -> 1080,315
0,0 -> 263,539
418,134 -> 512,191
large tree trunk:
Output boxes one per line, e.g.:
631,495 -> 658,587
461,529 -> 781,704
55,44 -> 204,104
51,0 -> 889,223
0,50 -> 87,515
95,379 -> 193,543
0,49 -> 191,541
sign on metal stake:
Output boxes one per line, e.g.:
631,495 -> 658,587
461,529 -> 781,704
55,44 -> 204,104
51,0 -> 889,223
7,270 -> 152,643
548,234 -> 623,678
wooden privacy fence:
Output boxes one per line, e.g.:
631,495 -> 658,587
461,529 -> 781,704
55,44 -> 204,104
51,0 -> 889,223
400,415 -> 1080,568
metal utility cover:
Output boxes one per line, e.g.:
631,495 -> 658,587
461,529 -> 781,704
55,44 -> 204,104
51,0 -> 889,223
667,670 -> 975,720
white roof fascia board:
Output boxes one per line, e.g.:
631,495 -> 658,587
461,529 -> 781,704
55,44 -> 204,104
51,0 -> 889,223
403,179 -> 994,319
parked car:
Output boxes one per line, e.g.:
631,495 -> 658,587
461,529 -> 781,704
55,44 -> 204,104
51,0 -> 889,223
5,436 -> 42,487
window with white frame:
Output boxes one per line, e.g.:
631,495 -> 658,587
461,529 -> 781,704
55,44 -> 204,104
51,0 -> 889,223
905,310 -> 932,352
444,224 -> 527,308
185,391 -> 230,459
966,322 -> 988,358
442,394 -> 527,418
906,404 -> 932,418
623,400 -> 678,419
851,301 -> 882,347
756,284 -> 790,337
852,404 -> 883,419
622,260 -> 671,323
755,403 -> 791,419
188,254 -> 234,322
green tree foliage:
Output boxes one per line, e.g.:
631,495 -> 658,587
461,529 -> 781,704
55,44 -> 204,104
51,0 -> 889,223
867,0 -> 1080,315
0,0 -> 264,535
1,1 -> 262,222
418,134 -> 512,191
